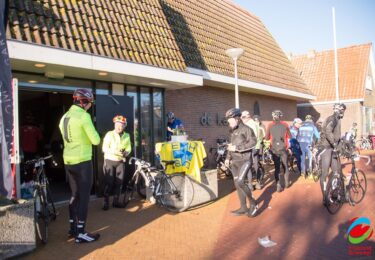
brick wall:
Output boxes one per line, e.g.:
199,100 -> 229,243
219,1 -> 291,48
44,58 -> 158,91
297,102 -> 362,135
166,86 -> 298,166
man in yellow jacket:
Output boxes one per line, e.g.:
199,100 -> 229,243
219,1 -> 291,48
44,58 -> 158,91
102,115 -> 132,210
59,88 -> 100,243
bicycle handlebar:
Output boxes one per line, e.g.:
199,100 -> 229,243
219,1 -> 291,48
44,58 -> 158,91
25,154 -> 53,166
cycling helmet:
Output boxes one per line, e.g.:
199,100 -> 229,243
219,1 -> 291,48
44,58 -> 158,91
271,110 -> 283,120
333,103 -> 346,112
305,114 -> 313,121
113,115 -> 127,126
293,118 -> 302,125
225,108 -> 241,119
167,112 -> 175,119
73,88 -> 94,105
333,103 -> 346,118
241,110 -> 251,119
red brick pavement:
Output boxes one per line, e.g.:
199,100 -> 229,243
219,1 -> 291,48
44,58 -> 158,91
20,152 -> 375,260
213,151 -> 375,260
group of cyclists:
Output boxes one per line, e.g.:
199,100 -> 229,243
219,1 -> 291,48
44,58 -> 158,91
223,103 -> 348,218
57,86 -> 350,242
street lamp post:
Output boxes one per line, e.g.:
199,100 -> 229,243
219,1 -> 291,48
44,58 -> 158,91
225,48 -> 244,109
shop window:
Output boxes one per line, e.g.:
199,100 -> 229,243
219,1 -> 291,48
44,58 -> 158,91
140,87 -> 152,162
127,86 -> 139,157
153,89 -> 164,144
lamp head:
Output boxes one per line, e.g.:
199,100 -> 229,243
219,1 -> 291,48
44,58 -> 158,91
225,48 -> 244,60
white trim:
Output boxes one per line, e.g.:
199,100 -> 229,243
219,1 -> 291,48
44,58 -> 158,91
7,40 -> 203,87
187,67 -> 315,100
297,98 -> 364,107
367,48 -> 375,91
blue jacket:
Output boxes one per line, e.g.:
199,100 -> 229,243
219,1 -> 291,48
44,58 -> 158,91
167,118 -> 183,139
297,121 -> 320,144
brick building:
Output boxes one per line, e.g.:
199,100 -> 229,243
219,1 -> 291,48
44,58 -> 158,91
6,0 -> 312,198
291,43 -> 375,136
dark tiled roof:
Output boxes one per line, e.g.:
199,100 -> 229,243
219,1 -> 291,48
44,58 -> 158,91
7,0 -> 310,95
291,43 -> 372,101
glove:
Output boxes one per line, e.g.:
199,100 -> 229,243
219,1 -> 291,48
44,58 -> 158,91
224,159 -> 230,167
122,151 -> 129,157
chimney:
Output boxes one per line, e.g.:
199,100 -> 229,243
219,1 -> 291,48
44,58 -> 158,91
307,50 -> 316,58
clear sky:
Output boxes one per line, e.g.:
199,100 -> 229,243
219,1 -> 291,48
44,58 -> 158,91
233,0 -> 375,55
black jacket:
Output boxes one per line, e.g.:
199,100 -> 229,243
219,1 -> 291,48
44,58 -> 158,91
319,114 -> 341,148
226,122 -> 256,161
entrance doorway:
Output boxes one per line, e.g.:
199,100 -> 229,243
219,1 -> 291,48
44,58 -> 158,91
19,90 -> 72,201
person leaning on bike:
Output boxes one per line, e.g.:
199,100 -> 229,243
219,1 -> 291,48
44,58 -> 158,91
59,88 -> 100,243
224,108 -> 258,217
318,103 -> 346,205
101,115 -> 132,210
266,110 -> 291,192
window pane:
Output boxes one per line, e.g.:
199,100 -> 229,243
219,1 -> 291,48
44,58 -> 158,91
127,86 -> 139,157
140,88 -> 152,161
153,89 -> 164,144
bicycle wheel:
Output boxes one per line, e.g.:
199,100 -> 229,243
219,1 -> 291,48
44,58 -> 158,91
311,157 -> 320,182
325,173 -> 345,215
34,188 -> 49,244
136,177 -> 146,199
122,181 -> 135,208
159,173 -> 194,212
288,155 -> 297,174
348,170 -> 367,204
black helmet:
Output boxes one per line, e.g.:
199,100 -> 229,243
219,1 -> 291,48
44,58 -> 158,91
73,88 -> 94,104
167,111 -> 175,119
272,110 -> 283,119
333,103 -> 346,112
225,108 -> 241,119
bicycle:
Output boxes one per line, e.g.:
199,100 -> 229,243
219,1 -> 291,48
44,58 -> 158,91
287,147 -> 299,175
209,138 -> 232,177
122,157 -> 194,212
25,155 -> 57,244
310,146 -> 322,182
356,136 -> 373,150
261,141 -> 273,165
324,150 -> 370,215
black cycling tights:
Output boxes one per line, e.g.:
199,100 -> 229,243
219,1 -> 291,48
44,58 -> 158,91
102,159 -> 125,199
319,148 -> 339,198
232,160 -> 256,209
271,150 -> 289,186
65,160 -> 93,224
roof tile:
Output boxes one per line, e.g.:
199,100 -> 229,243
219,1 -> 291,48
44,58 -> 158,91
7,0 -> 309,95
291,43 -> 372,101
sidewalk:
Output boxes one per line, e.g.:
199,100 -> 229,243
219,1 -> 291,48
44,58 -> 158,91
21,152 -> 375,259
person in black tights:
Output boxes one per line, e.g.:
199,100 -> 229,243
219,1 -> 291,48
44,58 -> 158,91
224,108 -> 258,217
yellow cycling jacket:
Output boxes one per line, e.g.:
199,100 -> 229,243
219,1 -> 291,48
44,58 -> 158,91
102,130 -> 132,161
59,105 -> 100,165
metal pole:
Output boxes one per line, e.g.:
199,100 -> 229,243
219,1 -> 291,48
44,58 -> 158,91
234,58 -> 239,108
332,7 -> 340,103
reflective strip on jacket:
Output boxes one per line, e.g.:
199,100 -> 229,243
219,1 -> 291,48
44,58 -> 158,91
59,105 -> 100,165
102,130 -> 132,161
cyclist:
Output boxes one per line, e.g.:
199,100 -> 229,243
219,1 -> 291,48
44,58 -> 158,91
253,115 -> 266,161
241,111 -> 262,190
266,110 -> 291,192
297,115 -> 320,178
318,103 -> 346,205
59,88 -> 100,243
224,108 -> 258,217
166,112 -> 184,141
102,115 -> 132,210
289,118 -> 303,175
